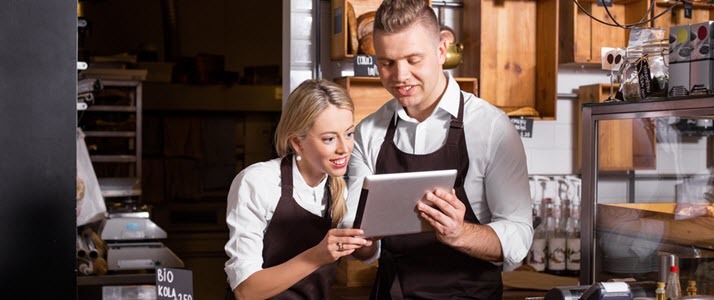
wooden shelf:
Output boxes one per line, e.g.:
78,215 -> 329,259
334,76 -> 478,124
598,203 -> 714,250
330,0 -> 432,60
143,83 -> 282,112
463,0 -> 558,120
559,0 -> 650,65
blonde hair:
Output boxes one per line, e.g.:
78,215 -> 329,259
274,79 -> 354,227
374,0 -> 440,43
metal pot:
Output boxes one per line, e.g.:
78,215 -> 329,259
443,42 -> 463,69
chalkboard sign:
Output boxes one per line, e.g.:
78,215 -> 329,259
510,117 -> 534,138
354,55 -> 379,77
156,267 -> 194,300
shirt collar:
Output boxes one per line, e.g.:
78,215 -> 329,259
292,155 -> 327,199
393,72 -> 461,124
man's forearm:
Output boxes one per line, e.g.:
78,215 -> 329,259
451,223 -> 503,262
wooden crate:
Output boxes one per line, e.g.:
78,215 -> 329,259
576,84 -> 657,171
330,0 -> 431,60
462,0 -> 559,120
334,76 -> 478,124
560,0 -> 651,64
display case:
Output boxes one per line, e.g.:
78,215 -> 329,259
581,96 -> 714,293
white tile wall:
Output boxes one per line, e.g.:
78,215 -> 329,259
597,179 -> 629,203
524,66 -> 609,175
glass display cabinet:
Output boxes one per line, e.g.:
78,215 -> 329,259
581,96 -> 714,294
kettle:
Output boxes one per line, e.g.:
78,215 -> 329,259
443,42 -> 464,69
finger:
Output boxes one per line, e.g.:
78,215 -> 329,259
330,228 -> 365,237
419,211 -> 446,235
417,201 -> 452,228
338,243 -> 366,251
336,236 -> 370,246
435,189 -> 464,211
424,193 -> 457,218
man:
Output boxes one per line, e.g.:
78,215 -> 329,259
348,0 -> 533,298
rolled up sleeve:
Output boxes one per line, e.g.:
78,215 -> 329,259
224,171 -> 271,290
484,115 -> 534,266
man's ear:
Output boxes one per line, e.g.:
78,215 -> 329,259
438,37 -> 448,65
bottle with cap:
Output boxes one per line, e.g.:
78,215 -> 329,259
686,280 -> 697,296
665,265 -> 682,300
656,282 -> 666,300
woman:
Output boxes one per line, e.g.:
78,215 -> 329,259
224,79 -> 370,300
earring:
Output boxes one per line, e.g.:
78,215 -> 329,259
296,155 -> 302,162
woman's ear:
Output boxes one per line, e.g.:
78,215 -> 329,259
289,136 -> 302,156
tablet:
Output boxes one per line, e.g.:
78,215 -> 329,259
352,169 -> 458,238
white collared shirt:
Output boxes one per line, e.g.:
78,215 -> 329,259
224,156 -> 341,290
345,72 -> 534,266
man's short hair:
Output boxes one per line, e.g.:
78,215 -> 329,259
373,0 -> 441,43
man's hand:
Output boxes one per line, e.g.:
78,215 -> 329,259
416,188 -> 467,247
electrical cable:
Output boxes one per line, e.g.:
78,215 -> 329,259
571,0 -> 686,29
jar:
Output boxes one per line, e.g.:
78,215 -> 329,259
620,40 -> 669,101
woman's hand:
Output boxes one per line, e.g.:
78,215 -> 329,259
309,228 -> 371,265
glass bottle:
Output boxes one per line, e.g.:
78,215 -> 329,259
529,202 -> 547,272
546,201 -> 566,275
566,204 -> 581,277
656,282 -> 666,300
686,280 -> 697,296
666,265 -> 682,300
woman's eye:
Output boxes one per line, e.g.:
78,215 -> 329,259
323,137 -> 335,143
346,132 -> 354,138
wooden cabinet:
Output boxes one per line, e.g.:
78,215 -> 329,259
335,76 -> 478,124
560,0 -> 714,65
330,0 -> 558,120
559,0 -> 650,65
462,0 -> 559,119
576,84 -> 656,171
652,1 -> 714,36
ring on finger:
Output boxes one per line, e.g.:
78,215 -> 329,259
337,242 -> 343,251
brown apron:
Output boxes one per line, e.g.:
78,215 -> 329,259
228,155 -> 337,300
370,93 -> 503,299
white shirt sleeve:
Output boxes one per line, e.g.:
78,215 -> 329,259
345,120 -> 381,263
224,166 -> 275,290
483,114 -> 534,266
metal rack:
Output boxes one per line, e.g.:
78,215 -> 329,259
79,79 -> 143,198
